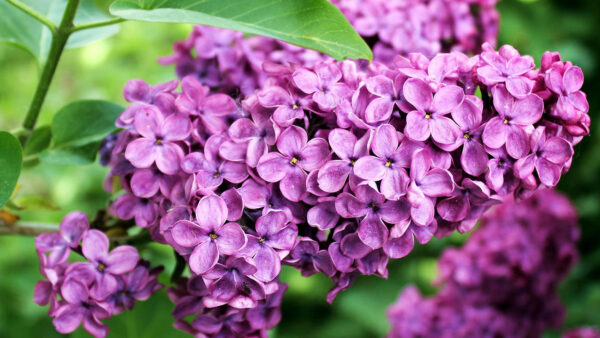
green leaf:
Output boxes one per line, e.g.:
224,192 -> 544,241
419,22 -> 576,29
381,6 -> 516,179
0,0 -> 121,63
40,100 -> 122,165
109,0 -> 372,61
0,132 -> 22,208
23,125 -> 52,157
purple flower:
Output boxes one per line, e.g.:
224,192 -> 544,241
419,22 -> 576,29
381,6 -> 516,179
246,283 -> 287,330
436,178 -> 496,223
203,257 -> 265,309
285,238 -> 336,277
485,148 -> 517,193
407,149 -> 455,226
238,178 -> 307,223
546,64 -> 589,122
181,135 -> 248,193
112,193 -> 159,228
292,63 -> 351,110
514,127 -> 573,187
124,105 -> 191,174
129,167 -> 177,198
477,43 -> 535,98
257,126 -> 330,202
73,230 -> 140,300
448,95 -> 488,176
482,85 -> 543,159
123,78 -> 178,104
171,276 -> 209,319
52,279 -> 110,337
34,211 -> 89,267
226,103 -> 277,167
336,185 -> 410,249
175,76 -> 236,134
354,124 -> 411,200
317,128 -> 370,193
240,211 -> 298,282
257,85 -> 310,127
171,195 -> 247,274
403,78 -> 464,144
107,262 -> 163,315
362,74 -> 411,123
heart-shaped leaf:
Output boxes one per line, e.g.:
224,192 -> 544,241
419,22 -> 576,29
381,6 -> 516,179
109,0 -> 372,61
0,0 -> 121,63
40,100 -> 122,165
0,132 -> 22,208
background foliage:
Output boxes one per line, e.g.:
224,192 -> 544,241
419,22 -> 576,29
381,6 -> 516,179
0,0 -> 598,336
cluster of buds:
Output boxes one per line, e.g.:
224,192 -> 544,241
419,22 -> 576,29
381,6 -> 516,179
387,190 -> 580,337
33,212 -> 163,337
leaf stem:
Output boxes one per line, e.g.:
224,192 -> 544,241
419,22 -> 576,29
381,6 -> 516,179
21,0 -> 81,145
0,221 -> 58,236
71,18 -> 125,32
6,0 -> 58,35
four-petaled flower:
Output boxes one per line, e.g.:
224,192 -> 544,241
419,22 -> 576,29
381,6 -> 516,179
257,126 -> 330,202
171,195 -> 247,274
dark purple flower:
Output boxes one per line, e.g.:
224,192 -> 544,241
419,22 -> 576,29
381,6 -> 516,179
112,193 -> 159,228
336,185 -> 410,249
257,85 -> 310,127
203,257 -> 265,309
285,238 -> 336,277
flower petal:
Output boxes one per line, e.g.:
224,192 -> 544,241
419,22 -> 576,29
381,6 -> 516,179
358,216 -> 388,249
403,78 -> 433,112
105,246 -> 139,274
317,160 -> 352,192
196,195 -> 228,230
189,241 -> 219,274
216,223 -> 247,255
82,230 -> 108,262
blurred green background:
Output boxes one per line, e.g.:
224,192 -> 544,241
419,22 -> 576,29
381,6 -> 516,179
1,0 -> 599,337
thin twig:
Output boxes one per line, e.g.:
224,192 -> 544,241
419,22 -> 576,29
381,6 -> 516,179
6,0 -> 58,35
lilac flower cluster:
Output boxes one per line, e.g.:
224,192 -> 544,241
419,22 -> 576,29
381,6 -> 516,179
332,0 -> 500,62
160,1 -> 501,97
159,26 -> 327,97
167,275 -> 286,337
34,211 -> 163,337
101,41 -> 589,331
387,189 -> 580,338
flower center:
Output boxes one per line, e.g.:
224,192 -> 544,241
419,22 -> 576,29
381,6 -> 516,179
385,159 -> 393,167
209,233 -> 219,240
350,159 -> 356,166
155,138 -> 163,145
463,133 -> 471,140
370,202 -> 379,213
503,118 -> 509,124
289,156 -> 299,166
97,263 -> 106,272
425,114 -> 432,119
259,237 -> 266,243
292,104 -> 299,110
213,171 -> 221,178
